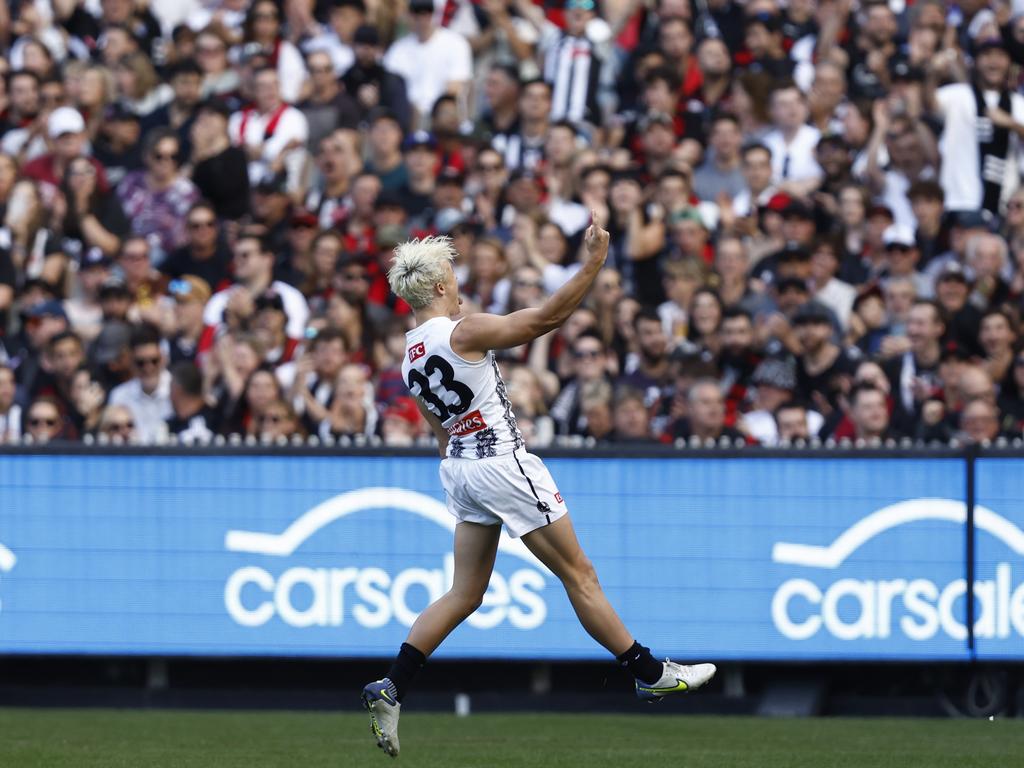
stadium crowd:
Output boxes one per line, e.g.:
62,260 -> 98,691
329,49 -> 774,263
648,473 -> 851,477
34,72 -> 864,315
1,0 -> 1024,448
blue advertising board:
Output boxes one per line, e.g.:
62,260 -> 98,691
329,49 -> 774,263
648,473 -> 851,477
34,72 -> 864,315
0,453 -> 995,660
972,458 -> 1024,661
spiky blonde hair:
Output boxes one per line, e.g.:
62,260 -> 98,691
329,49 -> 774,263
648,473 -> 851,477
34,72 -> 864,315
387,236 -> 457,309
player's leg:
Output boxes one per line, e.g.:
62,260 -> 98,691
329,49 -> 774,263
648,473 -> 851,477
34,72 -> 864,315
521,514 -> 716,700
362,521 -> 500,757
405,520 -> 502,656
520,514 -> 633,655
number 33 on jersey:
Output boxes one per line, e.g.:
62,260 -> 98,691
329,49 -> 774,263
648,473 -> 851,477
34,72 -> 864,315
402,316 -> 524,459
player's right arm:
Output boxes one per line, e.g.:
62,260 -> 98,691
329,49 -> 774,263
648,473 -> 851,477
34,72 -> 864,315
414,397 -> 450,458
452,213 -> 610,354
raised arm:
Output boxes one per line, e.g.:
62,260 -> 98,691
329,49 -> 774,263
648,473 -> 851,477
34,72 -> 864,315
451,214 -> 610,355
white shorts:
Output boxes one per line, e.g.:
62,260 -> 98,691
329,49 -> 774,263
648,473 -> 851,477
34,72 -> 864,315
439,450 -> 569,538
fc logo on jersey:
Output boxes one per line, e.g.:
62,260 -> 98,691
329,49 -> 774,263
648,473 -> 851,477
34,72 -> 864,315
408,342 -> 426,363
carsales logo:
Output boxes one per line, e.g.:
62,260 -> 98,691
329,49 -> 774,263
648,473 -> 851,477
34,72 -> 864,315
771,499 -> 1024,642
0,541 -> 16,614
223,487 -> 548,630
447,410 -> 487,437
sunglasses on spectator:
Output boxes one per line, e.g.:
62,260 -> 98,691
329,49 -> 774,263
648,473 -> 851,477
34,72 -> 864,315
151,151 -> 178,163
478,163 -> 503,172
29,416 -> 58,427
253,11 -> 278,19
515,280 -> 542,289
573,349 -> 602,359
885,244 -> 913,253
260,414 -> 286,424
121,250 -> 148,261
134,356 -> 161,368
104,421 -> 135,431
188,218 -> 216,230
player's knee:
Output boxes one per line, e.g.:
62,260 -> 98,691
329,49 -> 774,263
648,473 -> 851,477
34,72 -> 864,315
563,555 -> 600,596
450,585 -> 486,617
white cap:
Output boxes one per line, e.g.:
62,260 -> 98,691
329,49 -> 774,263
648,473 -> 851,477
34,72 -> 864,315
48,107 -> 86,139
883,223 -> 915,248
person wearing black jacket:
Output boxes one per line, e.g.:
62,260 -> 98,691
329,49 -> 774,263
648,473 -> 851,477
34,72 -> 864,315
342,25 -> 412,131
188,99 -> 250,221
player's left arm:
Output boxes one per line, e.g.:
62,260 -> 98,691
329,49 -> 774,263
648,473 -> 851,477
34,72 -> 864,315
414,397 -> 450,458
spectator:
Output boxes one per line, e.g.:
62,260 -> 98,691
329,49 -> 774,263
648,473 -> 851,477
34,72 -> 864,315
0,363 -> 21,443
550,329 -> 612,436
676,378 -> 747,444
849,384 -> 897,443
228,66 -> 308,188
97,403 -> 137,444
242,0 -> 307,104
383,0 -> 472,125
341,25 -> 412,131
189,98 -> 250,221
884,299 -> 946,434
204,231 -> 310,342
325,362 -> 377,438
794,300 -> 859,415
763,81 -> 822,194
24,395 -> 66,443
774,400 -> 814,443
160,202 -> 231,290
117,127 -> 199,259
166,360 -> 219,441
299,51 -> 359,150
610,387 -> 655,443
108,324 -> 172,444
256,398 -> 305,442
380,395 -> 421,447
693,113 -> 745,202
301,0 -> 364,76
167,275 -> 211,364
22,106 -> 108,192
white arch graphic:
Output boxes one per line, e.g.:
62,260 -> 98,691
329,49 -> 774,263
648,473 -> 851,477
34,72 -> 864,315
225,487 -> 549,571
772,498 -> 1024,569
0,542 -> 15,572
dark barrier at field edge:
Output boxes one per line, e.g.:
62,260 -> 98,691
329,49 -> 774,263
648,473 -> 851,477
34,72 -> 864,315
0,445 -> 1021,662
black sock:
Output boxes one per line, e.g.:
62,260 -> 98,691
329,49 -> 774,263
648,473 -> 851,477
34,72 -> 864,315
616,641 -> 663,685
386,642 -> 427,702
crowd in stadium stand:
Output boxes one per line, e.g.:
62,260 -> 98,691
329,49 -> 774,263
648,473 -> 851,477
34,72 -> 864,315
1,0 -> 1024,448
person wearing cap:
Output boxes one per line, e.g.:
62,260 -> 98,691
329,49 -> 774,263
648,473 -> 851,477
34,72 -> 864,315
864,103 -> 937,232
64,248 -> 113,342
535,0 -> 608,127
92,102 -> 143,188
167,275 -> 211,365
15,300 -> 71,404
108,323 -> 172,444
793,299 -> 859,413
189,98 -> 251,221
921,209 -> 995,286
880,223 -> 930,298
298,50 -> 360,150
383,0 -> 472,124
97,277 -> 134,326
929,36 -> 1024,215
342,25 -> 413,132
740,357 -> 824,445
21,106 -> 109,192
381,395 -> 423,447
933,261 -> 984,358
395,130 -> 439,221
228,65 -> 309,188
250,170 -> 293,255
299,0 -> 366,77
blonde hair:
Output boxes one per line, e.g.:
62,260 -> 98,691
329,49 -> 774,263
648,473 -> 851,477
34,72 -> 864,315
388,236 -> 457,309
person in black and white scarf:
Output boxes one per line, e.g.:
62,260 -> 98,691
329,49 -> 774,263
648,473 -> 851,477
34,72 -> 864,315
930,37 -> 1024,218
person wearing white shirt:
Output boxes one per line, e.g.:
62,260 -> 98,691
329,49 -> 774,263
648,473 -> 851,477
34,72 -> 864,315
383,0 -> 472,125
762,83 -> 823,197
299,0 -> 364,76
0,365 -> 21,444
108,333 -> 173,445
203,232 -> 310,342
931,39 -> 1024,215
228,67 -> 309,189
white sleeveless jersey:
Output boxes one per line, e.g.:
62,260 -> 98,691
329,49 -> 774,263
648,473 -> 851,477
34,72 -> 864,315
402,316 -> 524,459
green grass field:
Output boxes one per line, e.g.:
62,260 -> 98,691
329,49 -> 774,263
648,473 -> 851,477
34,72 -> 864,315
1,708 -> 1021,768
